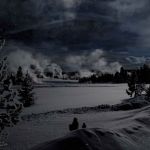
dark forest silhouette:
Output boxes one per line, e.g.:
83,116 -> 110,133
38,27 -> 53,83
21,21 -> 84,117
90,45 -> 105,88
79,65 -> 150,84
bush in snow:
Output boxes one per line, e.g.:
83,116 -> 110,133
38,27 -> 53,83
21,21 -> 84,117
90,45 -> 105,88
18,73 -> 34,107
69,117 -> 79,131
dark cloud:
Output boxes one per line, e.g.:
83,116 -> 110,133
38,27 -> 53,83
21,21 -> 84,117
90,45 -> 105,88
0,0 -> 150,67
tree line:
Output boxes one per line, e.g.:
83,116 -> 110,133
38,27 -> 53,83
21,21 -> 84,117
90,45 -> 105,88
79,64 -> 150,84
3,66 -> 35,107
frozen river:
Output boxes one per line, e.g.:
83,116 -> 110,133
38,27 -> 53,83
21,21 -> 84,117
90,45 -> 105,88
23,84 -> 128,114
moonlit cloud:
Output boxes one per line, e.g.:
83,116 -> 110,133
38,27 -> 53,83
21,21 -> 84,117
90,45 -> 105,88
65,49 -> 121,73
126,56 -> 150,64
1,0 -> 150,68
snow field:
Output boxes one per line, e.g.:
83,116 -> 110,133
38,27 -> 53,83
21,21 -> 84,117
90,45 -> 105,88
23,84 -> 128,114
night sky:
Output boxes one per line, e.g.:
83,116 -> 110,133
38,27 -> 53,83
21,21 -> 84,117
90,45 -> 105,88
0,0 -> 150,69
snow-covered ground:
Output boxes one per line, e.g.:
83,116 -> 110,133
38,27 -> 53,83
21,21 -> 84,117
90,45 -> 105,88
23,84 -> 128,114
4,106 -> 150,150
3,83 -> 150,150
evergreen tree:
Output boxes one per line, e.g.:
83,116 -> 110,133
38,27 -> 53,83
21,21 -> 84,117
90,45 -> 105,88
18,73 -> 34,107
126,72 -> 137,97
120,67 -> 127,83
145,86 -> 150,100
16,66 -> 23,85
126,71 -> 145,97
0,57 -> 23,134
9,73 -> 16,85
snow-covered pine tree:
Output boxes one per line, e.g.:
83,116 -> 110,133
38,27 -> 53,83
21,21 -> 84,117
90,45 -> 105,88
126,72 -> 136,97
0,57 -> 23,134
16,66 -> 23,85
126,72 -> 145,98
18,73 -> 34,107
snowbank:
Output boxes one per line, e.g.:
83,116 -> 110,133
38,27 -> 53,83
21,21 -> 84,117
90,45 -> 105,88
31,127 -> 141,150
112,95 -> 150,111
29,105 -> 150,150
5,104 -> 150,150
21,95 -> 150,120
31,128 -> 137,150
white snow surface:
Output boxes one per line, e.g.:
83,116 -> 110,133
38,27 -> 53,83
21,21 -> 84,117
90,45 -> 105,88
23,84 -> 128,114
2,83 -> 150,150
4,106 -> 150,150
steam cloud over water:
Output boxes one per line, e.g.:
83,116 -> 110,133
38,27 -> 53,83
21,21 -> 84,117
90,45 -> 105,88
65,49 -> 121,76
7,50 -> 62,82
7,49 -> 121,81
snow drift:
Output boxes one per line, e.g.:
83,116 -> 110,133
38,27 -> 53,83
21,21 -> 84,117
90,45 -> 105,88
30,105 -> 150,150
31,128 -> 138,150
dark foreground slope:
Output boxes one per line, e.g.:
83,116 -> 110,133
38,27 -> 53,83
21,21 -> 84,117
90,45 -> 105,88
31,106 -> 150,150
31,128 -> 138,150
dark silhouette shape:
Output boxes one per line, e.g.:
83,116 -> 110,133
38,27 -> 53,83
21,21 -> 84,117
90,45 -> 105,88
79,67 -> 128,84
18,73 -> 34,107
82,123 -> 87,128
69,117 -> 79,131
145,86 -> 150,100
16,66 -> 23,85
